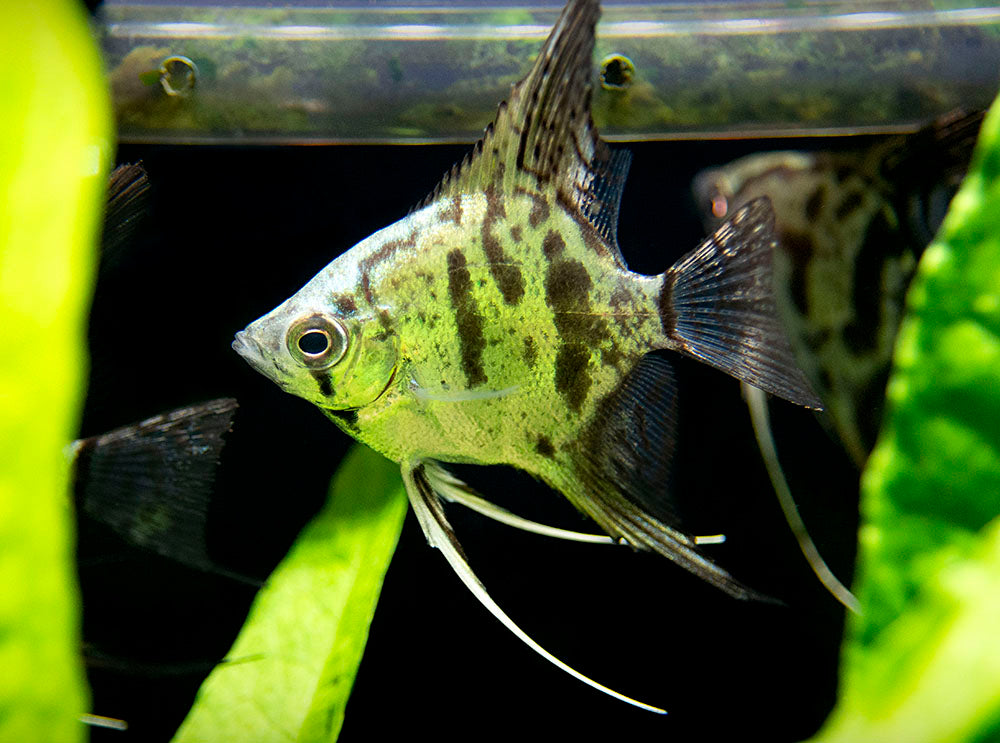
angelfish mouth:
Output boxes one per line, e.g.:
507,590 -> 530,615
232,330 -> 271,378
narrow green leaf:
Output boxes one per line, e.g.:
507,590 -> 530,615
812,95 -> 1000,742
0,2 -> 112,740
174,444 -> 408,743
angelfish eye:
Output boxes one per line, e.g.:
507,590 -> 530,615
710,191 -> 729,220
287,314 -> 349,369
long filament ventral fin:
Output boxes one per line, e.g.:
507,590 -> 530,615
404,461 -> 667,714
742,383 -> 860,614
425,463 -> 727,548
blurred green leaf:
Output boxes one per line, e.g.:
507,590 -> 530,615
812,95 -> 1000,742
0,1 -> 112,740
174,444 -> 408,743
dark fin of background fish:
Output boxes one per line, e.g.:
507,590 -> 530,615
882,108 -> 984,248
101,162 -> 150,274
413,0 -> 631,265
662,198 -> 824,410
575,354 -> 773,602
72,398 -> 255,584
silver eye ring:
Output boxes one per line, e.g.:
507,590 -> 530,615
287,314 -> 349,370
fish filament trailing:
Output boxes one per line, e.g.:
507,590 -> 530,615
234,0 -> 820,713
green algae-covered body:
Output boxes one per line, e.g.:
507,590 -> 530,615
234,0 -> 820,712
307,191 -> 663,469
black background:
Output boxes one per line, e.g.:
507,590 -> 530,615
78,137 -> 861,742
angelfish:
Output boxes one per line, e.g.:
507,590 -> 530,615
693,109 -> 983,465
233,0 -> 820,712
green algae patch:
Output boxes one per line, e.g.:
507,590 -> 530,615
174,445 -> 408,743
812,92 -> 1000,743
0,1 -> 113,740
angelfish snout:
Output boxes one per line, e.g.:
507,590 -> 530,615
232,329 -> 271,378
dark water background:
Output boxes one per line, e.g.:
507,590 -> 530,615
78,137 -> 860,741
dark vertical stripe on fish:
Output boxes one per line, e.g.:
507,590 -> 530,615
446,249 -> 488,386
441,194 -> 463,225
516,186 -> 550,228
535,435 -> 556,458
326,408 -> 359,433
554,342 -> 591,412
834,189 -> 864,221
805,185 -> 825,221
523,336 -> 537,367
359,231 -> 417,303
658,272 -> 676,337
482,186 -> 525,305
844,210 -> 897,353
310,370 -> 334,397
545,258 -> 607,411
543,230 -> 566,260
779,229 -> 815,316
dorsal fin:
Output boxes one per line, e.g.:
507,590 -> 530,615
414,0 -> 628,259
879,108 -> 984,187
880,108 -> 984,247
101,162 -> 150,272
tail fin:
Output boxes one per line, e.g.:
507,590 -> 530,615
658,198 -> 822,409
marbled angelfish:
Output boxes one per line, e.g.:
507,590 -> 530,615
693,109 -> 983,465
234,0 -> 820,712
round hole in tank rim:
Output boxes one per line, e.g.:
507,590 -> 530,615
600,54 -> 635,91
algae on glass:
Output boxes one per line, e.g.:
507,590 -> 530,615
0,0 -> 113,739
98,2 -> 1000,143
812,90 -> 1000,743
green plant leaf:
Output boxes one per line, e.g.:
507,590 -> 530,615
173,444 -> 408,743
0,1 -> 112,739
812,95 -> 1000,742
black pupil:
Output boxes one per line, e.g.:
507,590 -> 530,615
298,329 -> 330,356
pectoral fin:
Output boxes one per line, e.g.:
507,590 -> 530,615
402,460 -> 666,714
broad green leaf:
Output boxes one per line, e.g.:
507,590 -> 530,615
0,1 -> 112,740
174,444 -> 408,743
812,95 -> 1000,742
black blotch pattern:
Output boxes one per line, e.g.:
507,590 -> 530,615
534,435 -> 556,458
779,229 -> 816,316
446,249 -> 488,386
843,210 -> 900,353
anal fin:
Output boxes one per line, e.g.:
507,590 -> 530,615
574,354 -> 772,602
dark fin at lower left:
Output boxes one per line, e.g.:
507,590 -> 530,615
72,398 -> 240,577
575,354 -> 773,602
660,197 -> 823,410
